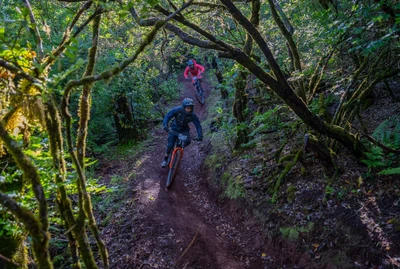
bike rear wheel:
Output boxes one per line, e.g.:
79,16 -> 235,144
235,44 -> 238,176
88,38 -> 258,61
166,149 -> 183,189
195,85 -> 205,105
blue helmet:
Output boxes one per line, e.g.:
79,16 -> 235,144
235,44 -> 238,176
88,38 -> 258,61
182,98 -> 195,109
187,60 -> 194,66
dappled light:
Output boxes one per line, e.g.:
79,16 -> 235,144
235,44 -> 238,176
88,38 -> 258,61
358,196 -> 399,267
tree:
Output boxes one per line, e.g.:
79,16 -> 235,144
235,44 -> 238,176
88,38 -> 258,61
0,0 -> 191,267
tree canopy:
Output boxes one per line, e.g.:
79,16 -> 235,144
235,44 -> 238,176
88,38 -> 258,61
0,0 -> 399,267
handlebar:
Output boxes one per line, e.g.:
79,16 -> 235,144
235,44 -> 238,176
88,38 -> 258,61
166,129 -> 201,141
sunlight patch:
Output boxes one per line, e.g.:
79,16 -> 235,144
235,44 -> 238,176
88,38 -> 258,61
358,196 -> 399,267
135,155 -> 149,169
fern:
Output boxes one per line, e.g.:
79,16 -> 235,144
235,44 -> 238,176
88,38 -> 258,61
378,167 -> 400,175
361,146 -> 386,168
372,116 -> 400,149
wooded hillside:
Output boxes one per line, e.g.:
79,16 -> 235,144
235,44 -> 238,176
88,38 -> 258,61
1,0 -> 399,268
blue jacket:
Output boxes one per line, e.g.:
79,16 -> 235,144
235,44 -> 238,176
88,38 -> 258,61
163,106 -> 203,138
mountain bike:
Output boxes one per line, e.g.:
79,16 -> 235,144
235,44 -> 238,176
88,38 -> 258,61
193,76 -> 205,105
165,130 -> 188,189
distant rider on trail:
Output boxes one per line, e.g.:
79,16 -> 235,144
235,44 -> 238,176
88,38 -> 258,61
184,59 -> 205,85
161,98 -> 203,167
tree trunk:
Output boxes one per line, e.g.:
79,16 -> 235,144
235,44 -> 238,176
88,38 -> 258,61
233,70 -> 249,149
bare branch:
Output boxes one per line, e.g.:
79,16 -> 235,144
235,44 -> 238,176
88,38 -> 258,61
58,1 -> 93,46
219,0 -> 289,84
191,2 -> 226,9
22,0 -> 44,60
0,121 -> 52,269
164,24 -> 226,50
126,4 -> 226,50
155,5 -> 232,50
42,1 -> 96,70
76,11 -> 110,268
268,0 -> 301,71
0,59 -> 43,85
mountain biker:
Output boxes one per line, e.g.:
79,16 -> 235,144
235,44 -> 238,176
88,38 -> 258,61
161,98 -> 203,167
184,59 -> 205,84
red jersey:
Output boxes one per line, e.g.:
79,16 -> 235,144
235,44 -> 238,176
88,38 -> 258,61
184,59 -> 205,80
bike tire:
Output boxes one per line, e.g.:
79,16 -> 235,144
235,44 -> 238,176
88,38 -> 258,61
166,149 -> 183,189
195,86 -> 205,105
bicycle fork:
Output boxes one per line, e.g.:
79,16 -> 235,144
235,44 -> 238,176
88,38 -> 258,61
169,147 -> 184,168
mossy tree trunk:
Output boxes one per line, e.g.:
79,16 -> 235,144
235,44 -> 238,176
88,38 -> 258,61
1,1 -> 190,267
233,70 -> 249,149
211,56 -> 227,99
114,94 -> 137,143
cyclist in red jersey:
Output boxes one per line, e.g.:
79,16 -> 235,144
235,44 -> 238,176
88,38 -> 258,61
184,59 -> 205,83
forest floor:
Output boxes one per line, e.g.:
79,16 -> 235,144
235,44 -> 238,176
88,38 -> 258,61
94,75 -> 400,269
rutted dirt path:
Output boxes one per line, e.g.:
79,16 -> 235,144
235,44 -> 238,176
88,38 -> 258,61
97,76 -> 269,269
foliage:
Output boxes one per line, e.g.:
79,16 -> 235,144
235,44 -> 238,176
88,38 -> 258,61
279,222 -> 314,241
372,116 -> 400,149
361,146 -> 387,170
362,116 -> 400,175
221,173 -> 245,199
1,0 -> 399,266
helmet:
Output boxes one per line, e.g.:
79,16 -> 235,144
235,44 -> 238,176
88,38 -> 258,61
187,60 -> 194,66
182,98 -> 195,108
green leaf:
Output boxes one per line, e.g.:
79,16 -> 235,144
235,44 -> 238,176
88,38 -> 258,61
378,167 -> 400,175
0,27 -> 5,40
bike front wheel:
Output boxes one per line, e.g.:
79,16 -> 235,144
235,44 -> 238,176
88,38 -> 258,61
166,149 -> 183,189
195,85 -> 205,105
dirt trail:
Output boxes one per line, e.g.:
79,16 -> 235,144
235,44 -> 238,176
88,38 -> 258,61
99,76 -> 269,269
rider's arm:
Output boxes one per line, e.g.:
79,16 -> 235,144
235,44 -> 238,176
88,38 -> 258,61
183,67 -> 190,79
196,64 -> 205,74
191,114 -> 203,139
163,107 -> 178,127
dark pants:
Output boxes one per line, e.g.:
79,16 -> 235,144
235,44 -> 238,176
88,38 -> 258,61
166,130 -> 191,155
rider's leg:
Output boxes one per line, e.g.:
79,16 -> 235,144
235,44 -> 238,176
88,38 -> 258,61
182,130 -> 191,148
162,133 -> 178,167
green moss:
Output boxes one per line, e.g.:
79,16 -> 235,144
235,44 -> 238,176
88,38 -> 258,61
286,185 -> 297,203
205,153 -> 223,169
225,175 -> 245,199
0,234 -> 27,269
332,251 -> 353,268
221,172 -> 231,184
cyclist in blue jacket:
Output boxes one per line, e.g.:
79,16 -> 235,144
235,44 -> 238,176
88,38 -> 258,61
161,98 -> 203,167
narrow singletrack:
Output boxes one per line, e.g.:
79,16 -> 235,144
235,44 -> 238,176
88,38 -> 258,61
99,76 -> 269,269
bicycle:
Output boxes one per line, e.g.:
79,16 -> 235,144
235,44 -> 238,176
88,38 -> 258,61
193,76 -> 205,105
165,130 -> 189,189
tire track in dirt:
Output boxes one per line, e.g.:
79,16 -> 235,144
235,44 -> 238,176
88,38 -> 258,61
101,76 -> 266,269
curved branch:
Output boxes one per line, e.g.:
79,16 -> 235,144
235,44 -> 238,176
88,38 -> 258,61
44,101 -> 97,269
22,0 -> 44,60
272,0 -> 293,33
244,0 -> 260,55
165,24 -> 226,50
42,2 -> 99,70
0,121 -> 52,268
219,0 -> 288,83
155,4 -> 232,50
191,2 -> 226,9
0,121 -> 48,231
76,12 -> 110,269
0,60 -> 43,85
268,0 -> 301,71
127,3 -> 227,51
0,192 -> 52,269
58,1 -> 93,46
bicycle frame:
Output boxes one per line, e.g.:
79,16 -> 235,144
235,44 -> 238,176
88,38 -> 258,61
192,77 -> 205,104
193,77 -> 202,89
165,130 -> 188,189
169,139 -> 185,168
